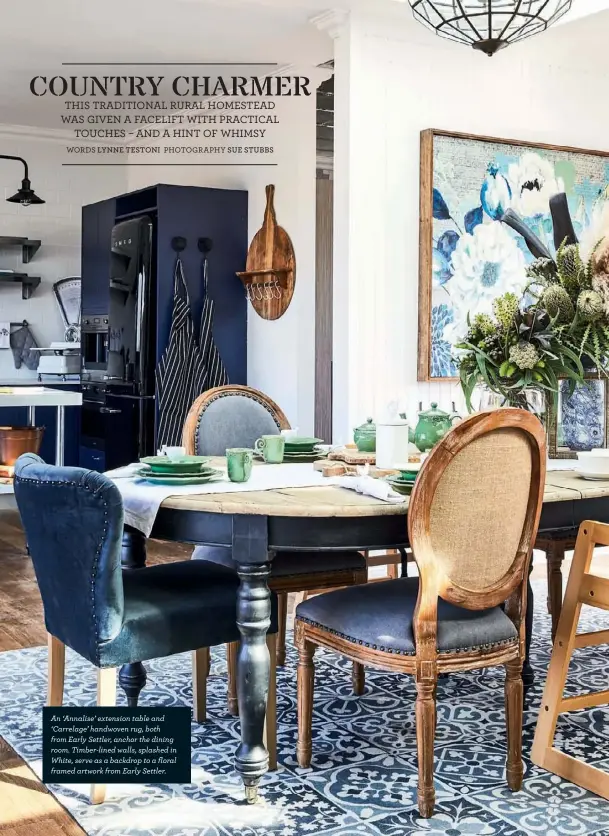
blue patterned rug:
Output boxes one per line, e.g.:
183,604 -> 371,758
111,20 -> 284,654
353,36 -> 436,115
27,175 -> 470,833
1,581 -> 609,836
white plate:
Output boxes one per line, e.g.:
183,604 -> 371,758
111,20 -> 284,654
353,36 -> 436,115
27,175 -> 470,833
578,472 -> 609,481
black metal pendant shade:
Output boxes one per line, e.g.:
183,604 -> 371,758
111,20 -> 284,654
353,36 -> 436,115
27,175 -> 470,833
7,178 -> 45,206
0,155 -> 45,206
408,0 -> 572,56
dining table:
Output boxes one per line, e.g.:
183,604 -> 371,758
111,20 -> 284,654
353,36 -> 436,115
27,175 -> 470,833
117,460 -> 609,803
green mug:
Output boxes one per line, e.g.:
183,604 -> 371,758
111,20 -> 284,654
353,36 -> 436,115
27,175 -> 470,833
255,434 -> 285,464
226,448 -> 254,482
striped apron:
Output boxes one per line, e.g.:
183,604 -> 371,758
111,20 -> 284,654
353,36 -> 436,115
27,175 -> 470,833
199,253 -> 229,391
156,257 -> 206,448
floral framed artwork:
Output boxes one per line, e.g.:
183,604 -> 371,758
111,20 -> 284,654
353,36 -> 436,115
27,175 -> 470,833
418,129 -> 609,381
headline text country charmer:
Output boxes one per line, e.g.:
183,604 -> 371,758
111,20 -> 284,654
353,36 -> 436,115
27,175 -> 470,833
30,75 -> 311,97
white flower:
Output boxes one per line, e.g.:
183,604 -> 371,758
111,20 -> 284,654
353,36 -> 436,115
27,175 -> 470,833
449,221 -> 526,331
507,152 -> 564,218
580,198 -> 609,262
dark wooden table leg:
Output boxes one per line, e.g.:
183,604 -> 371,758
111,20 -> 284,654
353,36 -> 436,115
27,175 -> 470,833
233,515 -> 272,803
119,526 -> 147,706
522,559 -> 535,692
546,540 -> 566,642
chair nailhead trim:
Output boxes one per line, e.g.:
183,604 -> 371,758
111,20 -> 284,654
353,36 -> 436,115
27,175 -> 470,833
15,473 -> 113,666
297,615 -> 517,656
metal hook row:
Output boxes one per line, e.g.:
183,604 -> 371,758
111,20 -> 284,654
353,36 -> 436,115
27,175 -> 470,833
245,280 -> 282,302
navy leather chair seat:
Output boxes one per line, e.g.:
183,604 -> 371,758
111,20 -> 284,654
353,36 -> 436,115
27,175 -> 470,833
100,561 -> 279,668
193,545 -> 367,579
296,577 -> 517,655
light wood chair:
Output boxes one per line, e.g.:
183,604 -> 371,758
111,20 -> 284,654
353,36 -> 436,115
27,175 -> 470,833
295,409 -> 546,817
532,520 -> 609,799
183,384 -> 368,713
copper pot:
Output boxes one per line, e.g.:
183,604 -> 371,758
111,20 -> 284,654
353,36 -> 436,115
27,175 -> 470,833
0,426 -> 45,466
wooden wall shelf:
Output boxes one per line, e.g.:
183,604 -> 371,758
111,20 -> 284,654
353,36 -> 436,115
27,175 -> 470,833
0,273 -> 41,300
0,236 -> 41,263
238,185 -> 295,321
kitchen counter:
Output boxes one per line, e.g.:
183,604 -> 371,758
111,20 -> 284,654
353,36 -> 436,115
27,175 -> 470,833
0,378 -> 80,387
0,387 -> 82,408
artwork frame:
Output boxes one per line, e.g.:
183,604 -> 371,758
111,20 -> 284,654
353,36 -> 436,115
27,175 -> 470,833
418,128 -> 609,382
545,374 -> 609,460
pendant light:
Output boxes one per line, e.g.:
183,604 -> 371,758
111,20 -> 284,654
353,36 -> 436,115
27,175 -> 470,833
0,155 -> 45,206
408,1 -> 572,56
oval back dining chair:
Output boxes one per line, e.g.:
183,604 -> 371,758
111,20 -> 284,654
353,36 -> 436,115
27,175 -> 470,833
183,384 -> 368,712
13,453 -> 278,803
295,409 -> 546,818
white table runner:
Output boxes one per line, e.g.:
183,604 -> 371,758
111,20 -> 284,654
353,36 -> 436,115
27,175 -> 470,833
106,463 -> 332,536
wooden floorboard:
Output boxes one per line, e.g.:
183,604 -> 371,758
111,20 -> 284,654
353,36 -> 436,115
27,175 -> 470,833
0,509 -> 191,835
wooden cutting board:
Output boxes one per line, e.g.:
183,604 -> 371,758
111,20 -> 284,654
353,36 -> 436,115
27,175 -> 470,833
237,184 -> 296,320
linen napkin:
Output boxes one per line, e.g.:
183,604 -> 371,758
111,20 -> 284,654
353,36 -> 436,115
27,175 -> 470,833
333,474 -> 406,503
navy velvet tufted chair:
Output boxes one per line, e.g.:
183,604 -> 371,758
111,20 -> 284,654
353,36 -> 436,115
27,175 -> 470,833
182,385 -> 368,713
14,454 -> 278,804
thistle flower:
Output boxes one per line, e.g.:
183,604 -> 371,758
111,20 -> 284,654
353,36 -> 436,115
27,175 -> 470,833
556,240 -> 585,294
509,342 -> 540,370
591,234 -> 609,284
542,285 -> 575,322
493,292 -> 519,330
576,289 -> 604,322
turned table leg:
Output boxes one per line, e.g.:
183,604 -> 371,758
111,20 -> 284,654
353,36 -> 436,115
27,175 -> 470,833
233,515 -> 273,803
119,526 -> 147,706
546,541 -> 566,642
522,559 -> 535,692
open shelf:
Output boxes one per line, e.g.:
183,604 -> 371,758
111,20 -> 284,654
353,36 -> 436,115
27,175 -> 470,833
0,273 -> 41,299
0,236 -> 41,263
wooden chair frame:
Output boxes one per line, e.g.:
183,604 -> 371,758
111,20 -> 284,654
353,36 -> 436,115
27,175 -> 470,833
296,409 -> 547,818
183,384 -> 290,454
532,521 -> 609,800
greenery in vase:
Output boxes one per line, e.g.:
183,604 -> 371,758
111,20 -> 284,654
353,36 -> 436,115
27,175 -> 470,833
456,290 -> 585,412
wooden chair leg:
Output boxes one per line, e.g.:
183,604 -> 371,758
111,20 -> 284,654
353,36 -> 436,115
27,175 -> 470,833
296,624 -> 316,768
90,667 -> 117,805
352,661 -> 365,696
277,593 -> 288,667
415,675 -> 437,818
47,634 -> 65,707
192,648 -> 209,723
264,633 -> 278,771
226,641 -> 239,716
505,657 -> 524,791
546,541 -> 566,641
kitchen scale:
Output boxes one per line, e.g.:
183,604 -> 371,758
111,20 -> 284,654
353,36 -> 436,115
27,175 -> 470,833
34,277 -> 82,379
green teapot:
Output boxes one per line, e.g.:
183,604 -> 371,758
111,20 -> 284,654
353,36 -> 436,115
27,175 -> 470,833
353,417 -> 376,453
407,402 -> 460,452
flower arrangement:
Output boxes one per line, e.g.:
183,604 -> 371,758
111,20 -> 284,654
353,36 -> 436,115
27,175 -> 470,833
456,291 -> 584,411
456,185 -> 609,411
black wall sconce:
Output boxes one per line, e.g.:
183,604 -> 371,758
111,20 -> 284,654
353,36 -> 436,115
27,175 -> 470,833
0,155 -> 45,206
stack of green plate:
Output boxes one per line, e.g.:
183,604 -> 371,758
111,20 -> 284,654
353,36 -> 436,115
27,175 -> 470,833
281,437 -> 325,463
385,464 -> 420,496
137,455 -> 223,486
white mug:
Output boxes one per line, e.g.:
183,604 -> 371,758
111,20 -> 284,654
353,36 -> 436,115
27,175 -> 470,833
160,445 -> 186,461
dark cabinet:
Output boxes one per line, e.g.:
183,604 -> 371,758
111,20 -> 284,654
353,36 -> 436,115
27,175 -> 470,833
81,198 -> 115,317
